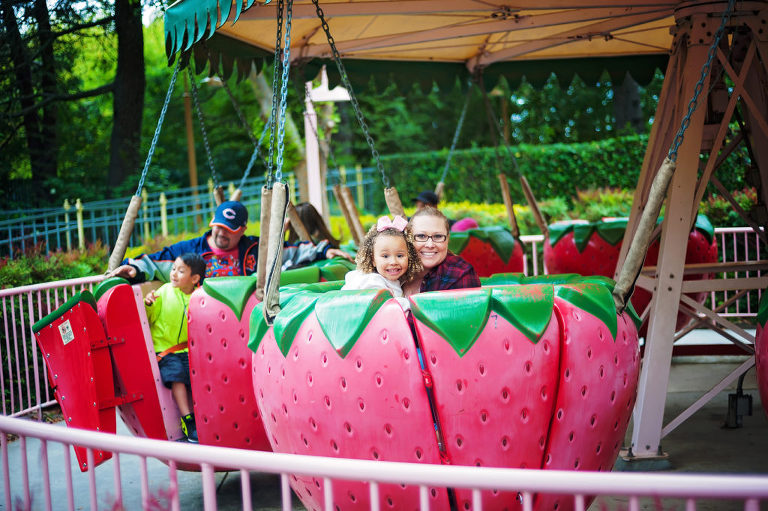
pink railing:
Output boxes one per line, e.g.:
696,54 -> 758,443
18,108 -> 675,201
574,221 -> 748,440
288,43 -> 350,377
0,276 -> 105,418
1,415 -> 766,511
0,228 -> 764,418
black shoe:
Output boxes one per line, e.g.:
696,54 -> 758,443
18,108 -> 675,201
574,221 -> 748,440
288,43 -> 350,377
181,413 -> 199,443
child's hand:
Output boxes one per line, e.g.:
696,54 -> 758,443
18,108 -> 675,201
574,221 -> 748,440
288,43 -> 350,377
144,290 -> 158,306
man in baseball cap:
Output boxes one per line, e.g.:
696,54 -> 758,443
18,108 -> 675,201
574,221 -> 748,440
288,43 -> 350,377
413,190 -> 439,210
111,200 -> 351,283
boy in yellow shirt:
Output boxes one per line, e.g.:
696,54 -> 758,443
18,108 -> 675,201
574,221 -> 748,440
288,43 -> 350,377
145,253 -> 205,442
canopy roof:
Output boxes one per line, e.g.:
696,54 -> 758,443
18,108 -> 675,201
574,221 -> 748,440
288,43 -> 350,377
164,0 -> 676,88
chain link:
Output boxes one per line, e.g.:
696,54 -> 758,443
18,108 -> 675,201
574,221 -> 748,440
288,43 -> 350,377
267,0 -> 284,188
440,80 -> 473,184
668,0 -> 736,162
274,0 -> 294,183
188,66 -> 220,187
311,0 -> 389,188
137,59 -> 181,195
240,119 -> 272,190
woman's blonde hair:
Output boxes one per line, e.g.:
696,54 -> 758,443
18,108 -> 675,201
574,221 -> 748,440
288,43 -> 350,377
355,224 -> 423,283
409,206 -> 451,233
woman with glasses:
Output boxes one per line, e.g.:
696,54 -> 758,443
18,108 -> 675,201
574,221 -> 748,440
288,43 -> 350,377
403,206 -> 481,296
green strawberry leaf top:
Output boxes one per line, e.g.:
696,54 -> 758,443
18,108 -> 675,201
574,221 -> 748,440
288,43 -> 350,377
481,273 -> 581,286
693,214 -> 715,245
448,226 -> 518,262
315,289 -> 391,357
279,266 -> 321,286
491,284 -> 554,343
272,293 -> 321,356
555,282 -> 618,341
203,276 -> 259,321
92,277 -> 129,302
757,290 -> 768,329
411,288 -> 492,356
248,302 -> 270,354
319,263 -> 352,282
548,218 -> 629,252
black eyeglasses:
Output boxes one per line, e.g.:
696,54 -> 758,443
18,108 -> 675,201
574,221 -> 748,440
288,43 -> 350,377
413,233 -> 448,243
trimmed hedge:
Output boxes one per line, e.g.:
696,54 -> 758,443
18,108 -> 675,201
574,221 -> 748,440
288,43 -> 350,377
377,134 -> 748,209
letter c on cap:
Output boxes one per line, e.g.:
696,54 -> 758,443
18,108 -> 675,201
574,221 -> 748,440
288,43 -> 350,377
223,208 -> 236,220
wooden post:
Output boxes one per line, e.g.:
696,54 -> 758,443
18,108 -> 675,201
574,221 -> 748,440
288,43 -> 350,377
287,202 -> 312,242
384,187 -> 405,218
333,184 -> 360,245
497,174 -> 520,238
341,186 -> 367,243
75,199 -> 84,251
160,193 -> 169,237
142,189 -> 150,241
519,175 -> 548,237
108,195 -> 142,271
434,181 -> 445,202
228,182 -> 236,199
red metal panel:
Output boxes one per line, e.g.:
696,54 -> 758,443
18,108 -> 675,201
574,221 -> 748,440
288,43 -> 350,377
97,284 -> 169,441
188,287 -> 271,451
34,300 -> 113,471
253,301 -> 448,511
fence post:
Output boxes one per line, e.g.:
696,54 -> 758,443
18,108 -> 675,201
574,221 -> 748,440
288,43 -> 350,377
160,193 -> 169,237
75,199 -> 85,251
289,175 -> 297,204
356,165 -> 364,211
63,199 -> 72,252
142,189 -> 150,240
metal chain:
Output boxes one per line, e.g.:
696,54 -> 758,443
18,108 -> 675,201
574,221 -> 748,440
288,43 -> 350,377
274,0 -> 294,183
311,0 -> 389,188
479,75 -> 521,178
439,80 -> 473,184
240,119 -> 272,190
188,66 -> 220,187
267,0 -> 284,188
136,59 -> 181,195
220,75 -> 271,175
668,0 -> 736,162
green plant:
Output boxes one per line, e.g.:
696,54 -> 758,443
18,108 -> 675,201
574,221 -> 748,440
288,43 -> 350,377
700,188 -> 758,228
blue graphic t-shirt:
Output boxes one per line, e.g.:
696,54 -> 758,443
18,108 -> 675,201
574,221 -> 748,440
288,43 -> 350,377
206,247 -> 241,278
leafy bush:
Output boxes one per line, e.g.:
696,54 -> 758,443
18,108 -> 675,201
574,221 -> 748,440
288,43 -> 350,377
700,188 -> 758,228
0,242 -> 108,289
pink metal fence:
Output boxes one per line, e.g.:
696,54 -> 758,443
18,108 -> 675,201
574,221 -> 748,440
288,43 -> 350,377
0,276 -> 105,418
1,415 -> 767,511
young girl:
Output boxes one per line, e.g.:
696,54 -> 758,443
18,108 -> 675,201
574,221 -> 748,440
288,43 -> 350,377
145,252 -> 205,443
342,215 -> 423,310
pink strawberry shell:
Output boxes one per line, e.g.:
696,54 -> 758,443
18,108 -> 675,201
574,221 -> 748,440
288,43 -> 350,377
188,277 -> 271,451
543,219 -> 626,278
755,292 -> 768,420
448,226 -> 525,277
250,277 -> 640,511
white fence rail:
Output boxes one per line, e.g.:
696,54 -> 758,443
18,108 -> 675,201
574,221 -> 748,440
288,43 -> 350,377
1,415 -> 766,511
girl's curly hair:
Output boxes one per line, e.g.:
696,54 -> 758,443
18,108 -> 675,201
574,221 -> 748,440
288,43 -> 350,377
355,224 -> 423,284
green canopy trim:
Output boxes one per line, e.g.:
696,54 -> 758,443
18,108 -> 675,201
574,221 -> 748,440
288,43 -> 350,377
164,0 -> 257,59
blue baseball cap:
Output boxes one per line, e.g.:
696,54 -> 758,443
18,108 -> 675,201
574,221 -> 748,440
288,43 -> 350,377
210,201 -> 248,232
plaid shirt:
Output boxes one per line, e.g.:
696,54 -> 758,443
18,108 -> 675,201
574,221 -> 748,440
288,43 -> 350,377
420,253 -> 481,292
